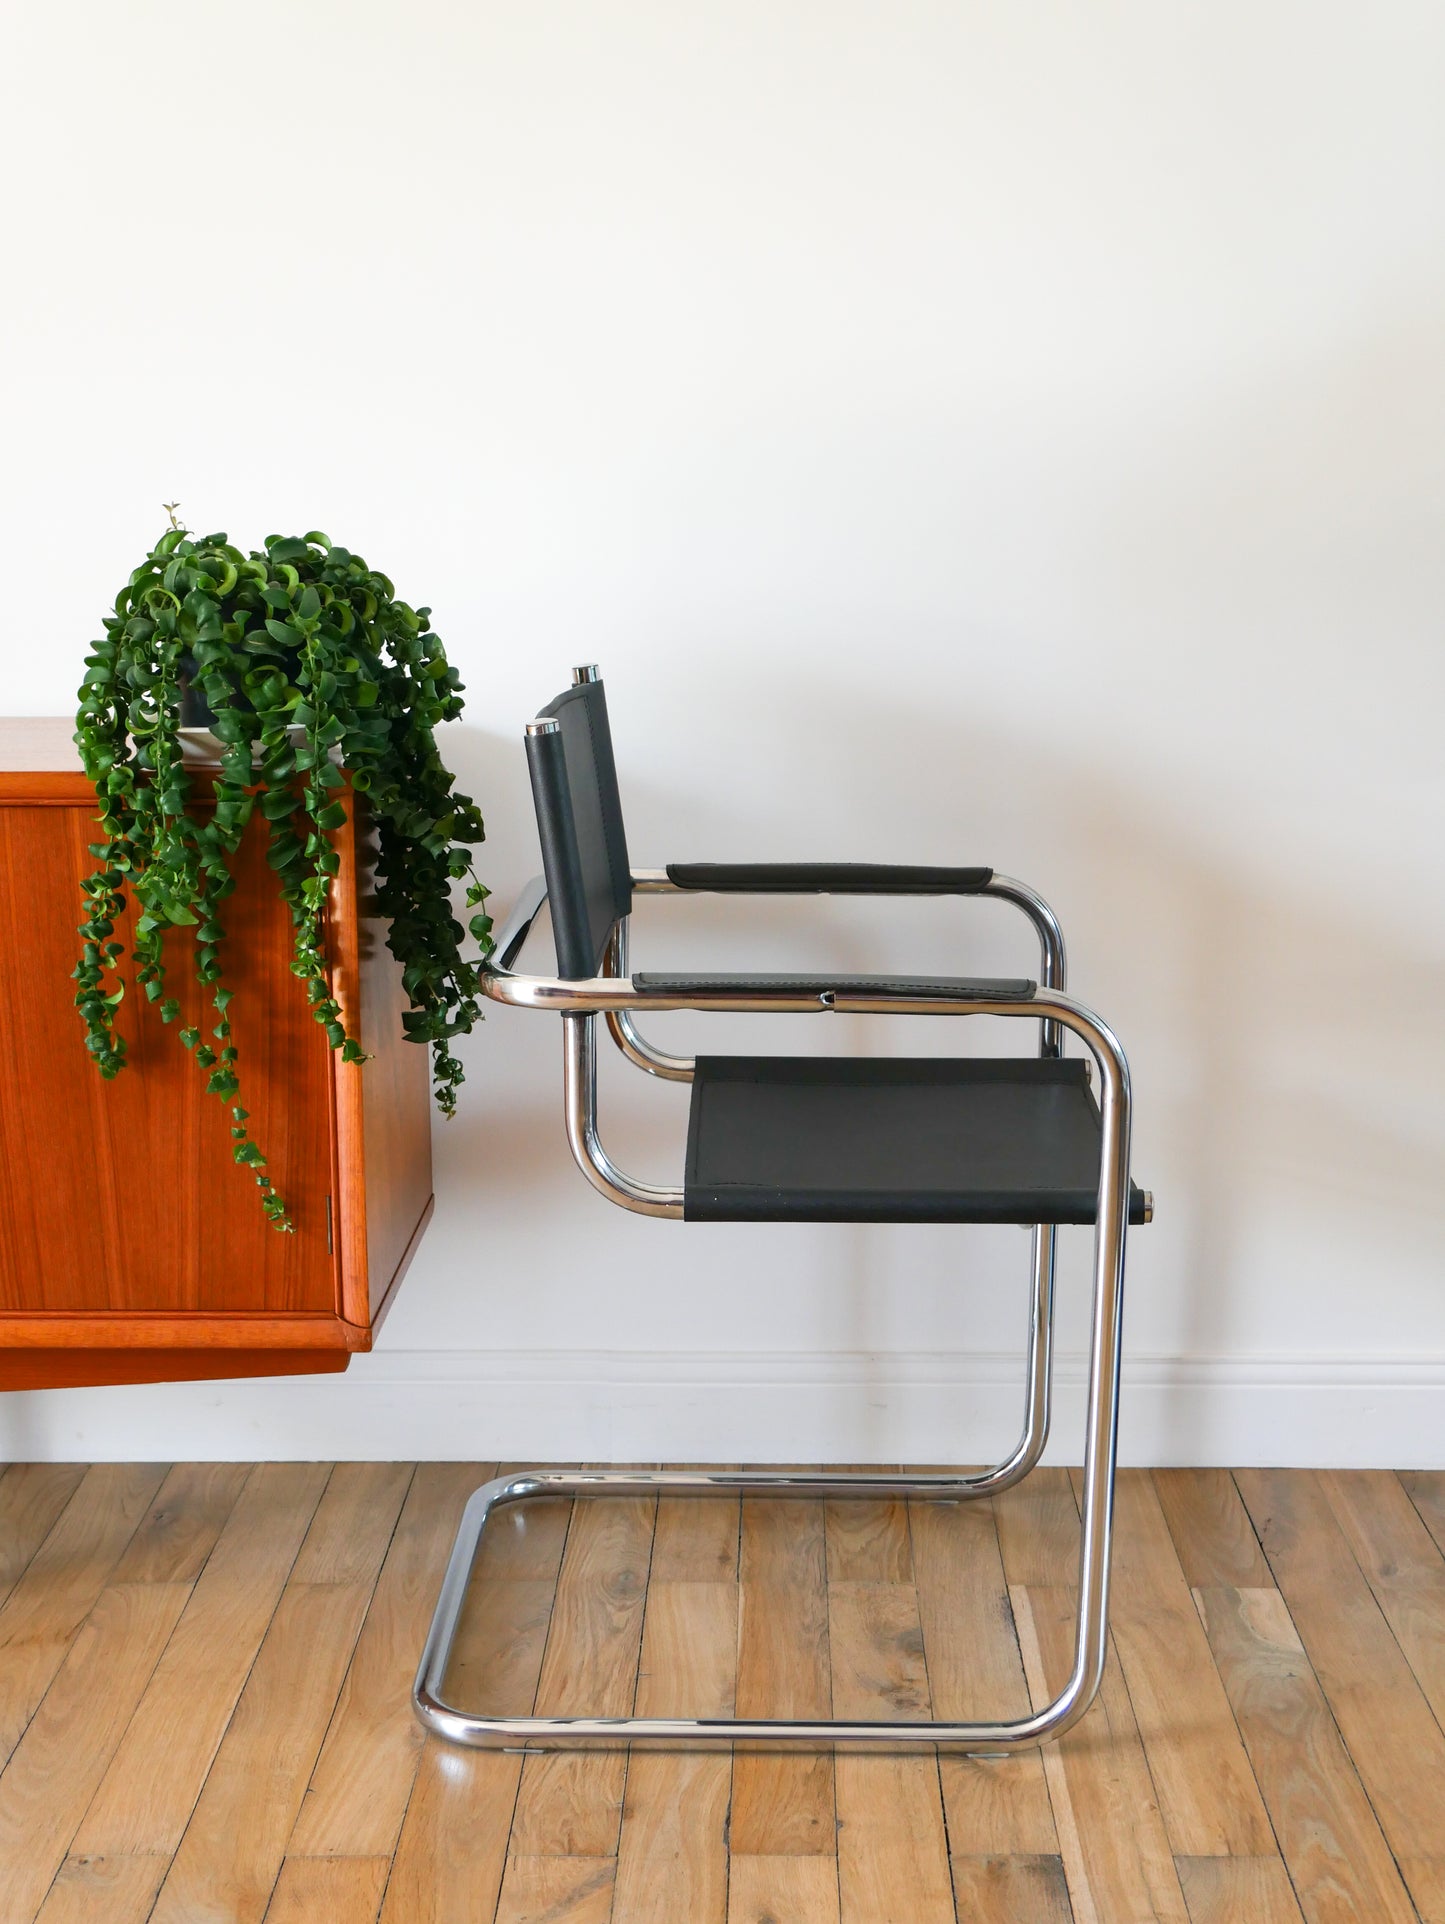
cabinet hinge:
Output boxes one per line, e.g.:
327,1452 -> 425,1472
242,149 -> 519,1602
325,1193 -> 333,1254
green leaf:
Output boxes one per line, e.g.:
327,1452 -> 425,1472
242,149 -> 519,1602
261,781 -> 300,819
74,518 -> 489,1233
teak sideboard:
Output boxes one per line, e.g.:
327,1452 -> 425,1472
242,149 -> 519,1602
0,719 -> 433,1391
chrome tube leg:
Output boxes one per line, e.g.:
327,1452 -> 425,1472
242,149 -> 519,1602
956,874 -> 1065,1498
1060,1039 -> 1132,1712
948,1221 -> 1056,1501
563,1014 -> 684,1217
604,920 -> 695,1080
985,875 -> 1067,1058
413,998 -> 1131,1752
1024,1225 -> 1058,1466
410,1200 -> 1121,1753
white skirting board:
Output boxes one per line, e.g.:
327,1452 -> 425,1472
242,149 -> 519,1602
2,1349 -> 1442,1467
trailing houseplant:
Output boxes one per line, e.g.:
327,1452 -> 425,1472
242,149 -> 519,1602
73,517 -> 492,1230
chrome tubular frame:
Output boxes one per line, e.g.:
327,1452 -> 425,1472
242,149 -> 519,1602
983,874 -> 1067,1058
616,866 -> 1067,1063
603,919 -> 693,1081
414,921 -> 1133,1754
564,1011 -> 683,1218
605,867 -> 1065,1478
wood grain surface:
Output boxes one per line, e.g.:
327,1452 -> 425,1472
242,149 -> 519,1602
0,730 -> 433,1387
4,1463 -> 1443,1923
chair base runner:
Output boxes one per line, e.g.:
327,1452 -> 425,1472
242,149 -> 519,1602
412,1462 -> 1112,1753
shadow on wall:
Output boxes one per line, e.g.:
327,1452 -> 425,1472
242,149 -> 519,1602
435,676 -> 1445,1371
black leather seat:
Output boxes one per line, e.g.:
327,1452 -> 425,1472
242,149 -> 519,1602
684,1054 -> 1150,1224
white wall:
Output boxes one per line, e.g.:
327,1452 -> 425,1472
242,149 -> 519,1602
2,1 -> 1442,1465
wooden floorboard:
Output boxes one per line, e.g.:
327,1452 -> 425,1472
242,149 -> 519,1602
506,1492 -> 656,1859
731,1491 -> 836,1857
380,1480 -> 570,1924
1017,1582 -> 1190,1922
1078,1467 -> 1275,1859
0,1463 -> 168,1766
3,1463 -> 1443,1923
1174,1853 -> 1305,1924
1191,1582 -> 1417,1923
949,1853 -> 1074,1924
728,1855 -> 841,1924
74,1462 -> 331,1859
0,1465 -> 88,1613
1317,1469 -> 1445,1731
1236,1467 -> 1445,1923
583,1499 -> 735,1922
0,1583 -> 192,1923
288,1462 -> 491,1861
149,1463 -> 413,1924
261,1855 -> 390,1924
1400,1470 -> 1445,1560
32,1853 -> 170,1924
911,1493 -> 1058,1857
832,1585 -> 952,1924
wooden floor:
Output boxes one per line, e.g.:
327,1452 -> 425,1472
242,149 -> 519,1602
1,1465 -> 1444,1923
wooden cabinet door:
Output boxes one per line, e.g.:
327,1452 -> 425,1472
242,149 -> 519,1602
0,798 -> 340,1321
0,723 -> 434,1390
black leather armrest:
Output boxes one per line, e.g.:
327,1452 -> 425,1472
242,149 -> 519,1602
664,863 -> 993,894
633,972 -> 1035,1000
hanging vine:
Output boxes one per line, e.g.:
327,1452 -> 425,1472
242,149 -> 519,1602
73,522 -> 492,1228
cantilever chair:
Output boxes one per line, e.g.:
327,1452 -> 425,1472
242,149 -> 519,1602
414,665 -> 1152,1752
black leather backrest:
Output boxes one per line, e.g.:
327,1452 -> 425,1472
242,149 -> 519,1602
525,676 -> 632,978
